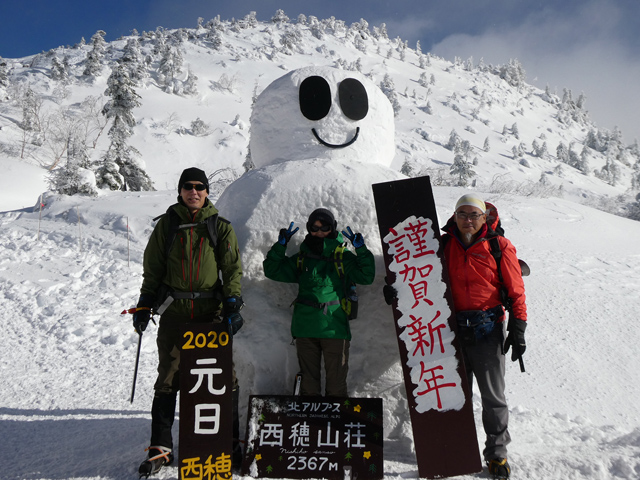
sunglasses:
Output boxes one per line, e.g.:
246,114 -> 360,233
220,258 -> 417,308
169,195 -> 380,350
182,182 -> 207,191
310,224 -> 331,232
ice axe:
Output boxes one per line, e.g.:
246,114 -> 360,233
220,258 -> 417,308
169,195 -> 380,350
121,307 -> 156,403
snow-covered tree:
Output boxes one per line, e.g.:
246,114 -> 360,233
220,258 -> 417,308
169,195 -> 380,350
50,56 -> 69,82
0,57 -> 8,88
499,58 -> 526,88
532,139 -> 548,158
183,68 -> 198,96
48,136 -> 98,196
596,156 -> 621,186
280,29 -> 303,54
379,74 -> 401,116
445,129 -> 461,151
631,157 -> 640,191
372,23 -> 388,40
556,142 -> 570,163
511,122 -> 520,140
483,137 -> 491,152
83,30 -> 106,77
418,72 -> 429,88
158,45 -> 183,93
190,118 -> 211,136
99,63 -> 153,191
450,141 -> 476,186
120,38 -> 147,84
271,9 -> 290,24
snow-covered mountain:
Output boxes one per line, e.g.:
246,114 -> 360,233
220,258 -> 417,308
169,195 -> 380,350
1,11 -> 640,480
0,12 -> 638,213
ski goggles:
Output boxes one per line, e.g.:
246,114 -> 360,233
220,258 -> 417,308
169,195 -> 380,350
182,182 -> 207,191
309,224 -> 331,232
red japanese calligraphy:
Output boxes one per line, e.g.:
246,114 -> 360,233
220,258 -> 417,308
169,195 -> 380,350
416,362 -> 457,410
407,311 -> 446,357
403,218 -> 435,258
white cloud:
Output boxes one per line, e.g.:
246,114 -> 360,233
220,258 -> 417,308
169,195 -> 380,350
430,1 -> 640,142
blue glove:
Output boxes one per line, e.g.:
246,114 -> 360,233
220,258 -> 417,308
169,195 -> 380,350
278,222 -> 299,246
227,312 -> 244,336
133,293 -> 154,334
224,296 -> 245,336
341,226 -> 365,248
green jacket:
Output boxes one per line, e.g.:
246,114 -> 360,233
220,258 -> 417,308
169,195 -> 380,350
263,234 -> 375,340
141,198 -> 242,318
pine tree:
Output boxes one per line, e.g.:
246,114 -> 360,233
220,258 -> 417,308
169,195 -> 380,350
98,63 -> 153,191
271,9 -> 290,23
450,141 -> 475,186
556,142 -> 569,163
50,56 -> 68,82
83,30 -> 106,77
158,45 -> 183,93
121,38 -> 147,84
379,74 -> 401,116
596,156 -> 621,186
417,72 -> 428,88
511,122 -> 520,140
499,58 -> 526,88
631,157 -> 640,192
0,57 -> 8,88
49,136 -> 98,196
183,68 -> 199,96
445,129 -> 461,151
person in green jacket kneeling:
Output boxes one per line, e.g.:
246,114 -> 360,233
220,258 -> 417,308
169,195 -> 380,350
263,208 -> 375,397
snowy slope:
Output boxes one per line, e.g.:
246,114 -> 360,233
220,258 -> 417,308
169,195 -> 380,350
1,12 -> 639,480
1,187 -> 640,480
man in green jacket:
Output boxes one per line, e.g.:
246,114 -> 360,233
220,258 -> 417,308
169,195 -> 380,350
263,208 -> 375,397
132,167 -> 243,477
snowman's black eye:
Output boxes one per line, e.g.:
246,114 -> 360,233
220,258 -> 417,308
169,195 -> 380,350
299,76 -> 331,121
339,78 -> 368,121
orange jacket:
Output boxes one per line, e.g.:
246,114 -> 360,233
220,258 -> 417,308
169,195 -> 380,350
443,223 -> 527,322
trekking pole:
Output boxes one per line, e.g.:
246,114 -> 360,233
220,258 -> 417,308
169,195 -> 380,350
131,332 -> 142,403
516,348 -> 525,373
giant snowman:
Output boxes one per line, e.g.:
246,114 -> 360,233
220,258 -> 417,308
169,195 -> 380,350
217,66 -> 407,429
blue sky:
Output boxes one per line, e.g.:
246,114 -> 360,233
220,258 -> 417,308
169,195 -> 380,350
2,0 -> 639,140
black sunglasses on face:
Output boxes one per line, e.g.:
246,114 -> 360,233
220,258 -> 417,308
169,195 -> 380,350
182,182 -> 207,191
310,224 -> 331,232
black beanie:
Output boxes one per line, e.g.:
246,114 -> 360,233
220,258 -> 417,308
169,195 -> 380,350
307,208 -> 338,237
178,167 -> 209,193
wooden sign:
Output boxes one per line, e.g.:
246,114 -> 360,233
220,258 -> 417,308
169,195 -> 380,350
242,395 -> 383,479
179,321 -> 234,480
372,176 -> 482,478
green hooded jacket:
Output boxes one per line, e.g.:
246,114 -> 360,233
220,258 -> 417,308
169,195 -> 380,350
263,234 -> 375,340
141,197 -> 242,318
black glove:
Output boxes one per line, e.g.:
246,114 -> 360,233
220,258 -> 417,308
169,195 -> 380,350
504,317 -> 527,361
382,284 -> 398,305
278,222 -> 299,246
133,293 -> 154,334
224,296 -> 244,335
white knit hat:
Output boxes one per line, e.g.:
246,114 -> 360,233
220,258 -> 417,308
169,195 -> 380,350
455,193 -> 486,213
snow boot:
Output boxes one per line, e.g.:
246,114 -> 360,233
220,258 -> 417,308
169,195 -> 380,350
138,446 -> 173,478
487,457 -> 510,479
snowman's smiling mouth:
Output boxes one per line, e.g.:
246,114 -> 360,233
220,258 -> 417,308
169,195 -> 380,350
312,127 -> 360,149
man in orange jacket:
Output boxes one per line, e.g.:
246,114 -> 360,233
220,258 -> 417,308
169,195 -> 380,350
384,193 -> 527,479
441,193 -> 527,479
